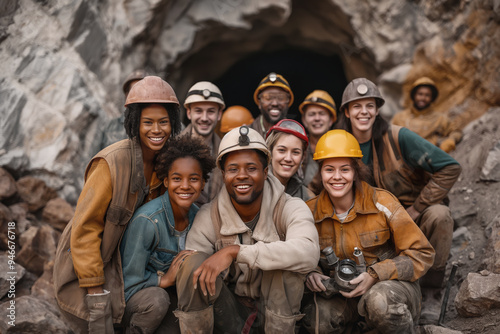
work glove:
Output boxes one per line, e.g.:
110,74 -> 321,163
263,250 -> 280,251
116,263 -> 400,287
85,289 -> 114,334
439,138 -> 456,153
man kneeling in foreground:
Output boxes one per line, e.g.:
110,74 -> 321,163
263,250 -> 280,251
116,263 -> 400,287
174,126 -> 320,333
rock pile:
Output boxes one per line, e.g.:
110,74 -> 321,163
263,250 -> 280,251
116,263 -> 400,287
0,167 -> 74,333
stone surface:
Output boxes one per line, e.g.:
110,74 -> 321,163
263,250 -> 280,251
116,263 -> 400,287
0,202 -> 13,250
42,197 -> 74,231
0,295 -> 71,333
8,202 -> 33,234
454,272 -> 500,317
419,325 -> 464,334
1,0 -> 499,204
0,254 -> 26,300
16,224 -> 60,276
480,140 -> 500,182
451,226 -> 471,252
0,168 -> 17,200
483,215 -> 500,274
16,176 -> 57,212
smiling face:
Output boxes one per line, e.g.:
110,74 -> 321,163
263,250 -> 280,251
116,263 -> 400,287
164,157 -> 204,212
258,87 -> 290,126
345,97 -> 378,143
302,105 -> 334,139
139,104 -> 172,155
413,86 -> 433,110
321,157 -> 355,211
271,133 -> 304,185
222,150 -> 268,207
186,101 -> 222,138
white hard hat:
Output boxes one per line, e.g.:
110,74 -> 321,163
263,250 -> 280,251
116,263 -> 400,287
184,81 -> 225,109
216,126 -> 270,169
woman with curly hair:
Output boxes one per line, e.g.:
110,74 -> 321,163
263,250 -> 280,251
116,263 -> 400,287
54,76 -> 182,333
120,134 -> 216,333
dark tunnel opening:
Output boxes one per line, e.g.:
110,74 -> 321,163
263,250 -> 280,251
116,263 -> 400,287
213,48 -> 348,124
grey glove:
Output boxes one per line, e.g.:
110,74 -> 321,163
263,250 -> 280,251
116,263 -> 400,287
85,289 -> 114,334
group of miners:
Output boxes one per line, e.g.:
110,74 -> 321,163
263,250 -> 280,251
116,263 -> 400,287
53,70 -> 462,334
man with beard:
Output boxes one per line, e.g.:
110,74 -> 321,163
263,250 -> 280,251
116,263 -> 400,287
173,126 -> 319,333
182,81 -> 225,206
250,72 -> 294,138
392,77 -> 462,153
299,90 -> 337,193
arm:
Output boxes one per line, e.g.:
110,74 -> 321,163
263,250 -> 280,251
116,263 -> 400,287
185,205 -> 217,254
70,159 -> 112,289
439,116 -> 462,152
237,197 -> 320,274
399,128 -> 462,213
120,215 -> 159,301
369,192 -> 435,282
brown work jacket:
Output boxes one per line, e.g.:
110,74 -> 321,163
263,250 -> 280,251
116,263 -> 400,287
307,181 -> 435,281
54,139 -> 162,323
372,126 -> 461,212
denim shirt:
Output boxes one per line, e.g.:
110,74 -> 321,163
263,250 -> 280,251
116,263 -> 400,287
120,192 -> 199,302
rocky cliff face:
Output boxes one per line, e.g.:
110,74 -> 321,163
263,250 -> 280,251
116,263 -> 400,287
1,0 -> 499,202
1,0 -> 500,332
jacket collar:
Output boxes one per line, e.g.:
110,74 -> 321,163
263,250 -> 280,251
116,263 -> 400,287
311,181 -> 379,224
160,192 -> 198,235
218,173 -> 285,242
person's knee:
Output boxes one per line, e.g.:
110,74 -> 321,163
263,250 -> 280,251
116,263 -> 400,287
127,288 -> 171,333
177,252 -> 210,282
362,283 -> 414,332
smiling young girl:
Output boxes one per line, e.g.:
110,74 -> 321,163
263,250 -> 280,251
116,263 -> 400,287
265,119 -> 315,201
120,134 -> 215,333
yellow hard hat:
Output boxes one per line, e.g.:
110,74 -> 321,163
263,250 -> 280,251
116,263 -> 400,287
299,90 -> 337,122
410,77 -> 439,102
220,106 -> 254,133
125,76 -> 179,107
253,72 -> 294,107
314,130 -> 363,160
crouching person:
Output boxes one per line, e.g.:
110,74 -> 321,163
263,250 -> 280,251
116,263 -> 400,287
301,130 -> 435,334
120,135 -> 215,333
174,126 -> 320,333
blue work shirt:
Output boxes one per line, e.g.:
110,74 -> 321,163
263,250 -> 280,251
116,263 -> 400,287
120,192 -> 198,302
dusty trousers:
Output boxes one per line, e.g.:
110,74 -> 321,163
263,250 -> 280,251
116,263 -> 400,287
122,286 -> 180,334
301,280 -> 421,334
415,204 -> 453,287
175,252 -> 305,333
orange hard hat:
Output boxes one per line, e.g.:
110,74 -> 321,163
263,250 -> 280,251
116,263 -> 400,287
124,76 -> 179,107
299,90 -> 337,122
220,105 -> 254,133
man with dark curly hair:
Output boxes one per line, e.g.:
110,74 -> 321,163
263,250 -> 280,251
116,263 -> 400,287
120,134 -> 216,333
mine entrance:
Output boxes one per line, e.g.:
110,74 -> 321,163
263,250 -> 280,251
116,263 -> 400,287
213,48 -> 348,123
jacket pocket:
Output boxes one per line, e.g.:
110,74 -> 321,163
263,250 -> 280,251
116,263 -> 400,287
359,228 -> 396,262
359,229 -> 390,248
101,204 -> 134,263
